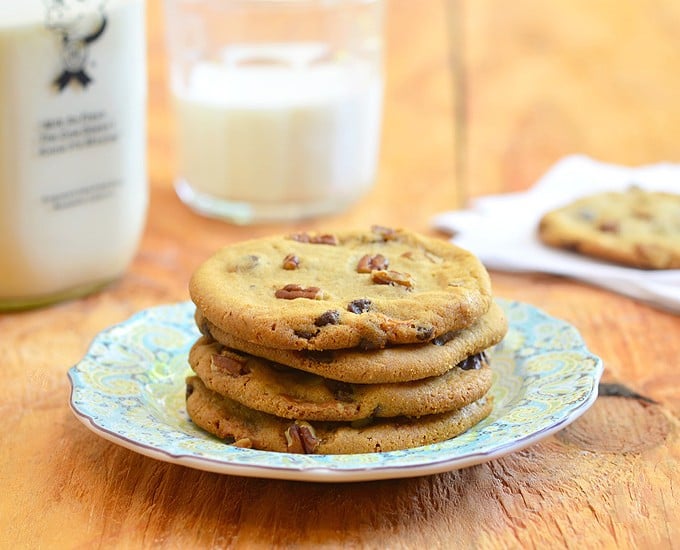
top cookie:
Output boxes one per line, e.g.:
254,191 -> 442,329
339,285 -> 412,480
538,187 -> 680,269
190,226 -> 493,350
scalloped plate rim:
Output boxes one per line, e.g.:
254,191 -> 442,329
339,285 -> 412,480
67,299 -> 603,482
67,386 -> 597,482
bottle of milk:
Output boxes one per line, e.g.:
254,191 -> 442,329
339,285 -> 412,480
0,0 -> 147,311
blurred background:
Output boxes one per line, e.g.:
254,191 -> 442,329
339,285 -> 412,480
456,0 -> 680,196
147,0 -> 680,217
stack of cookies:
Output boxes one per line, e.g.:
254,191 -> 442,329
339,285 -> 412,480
185,226 -> 507,454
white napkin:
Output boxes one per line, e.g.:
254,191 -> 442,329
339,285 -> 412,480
432,155 -> 680,314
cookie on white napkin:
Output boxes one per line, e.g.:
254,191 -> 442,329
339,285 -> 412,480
432,155 -> 680,313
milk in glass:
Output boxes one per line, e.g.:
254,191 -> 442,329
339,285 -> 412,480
164,0 -> 384,223
172,44 -> 382,220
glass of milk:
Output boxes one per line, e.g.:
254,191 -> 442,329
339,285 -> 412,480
163,0 -> 384,224
0,0 -> 147,311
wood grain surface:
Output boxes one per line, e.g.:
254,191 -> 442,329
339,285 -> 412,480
2,0 -> 679,548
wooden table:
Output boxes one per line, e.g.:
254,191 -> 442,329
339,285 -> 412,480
2,0 -> 679,547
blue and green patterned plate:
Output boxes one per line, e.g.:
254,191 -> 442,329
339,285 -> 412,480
68,299 -> 602,482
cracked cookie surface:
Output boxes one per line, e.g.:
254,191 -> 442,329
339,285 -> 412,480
190,227 -> 493,350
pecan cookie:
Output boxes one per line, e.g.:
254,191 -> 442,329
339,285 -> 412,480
538,187 -> 680,269
189,226 -> 493,351
196,301 -> 507,383
189,336 -> 493,422
186,376 -> 493,454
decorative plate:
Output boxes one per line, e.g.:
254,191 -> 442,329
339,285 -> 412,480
68,299 -> 603,482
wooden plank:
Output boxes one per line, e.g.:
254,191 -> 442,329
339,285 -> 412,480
464,0 -> 680,196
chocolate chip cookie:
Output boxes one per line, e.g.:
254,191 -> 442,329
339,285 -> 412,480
196,301 -> 507,383
186,376 -> 493,454
538,187 -> 680,269
190,336 -> 494,421
189,226 -> 493,351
